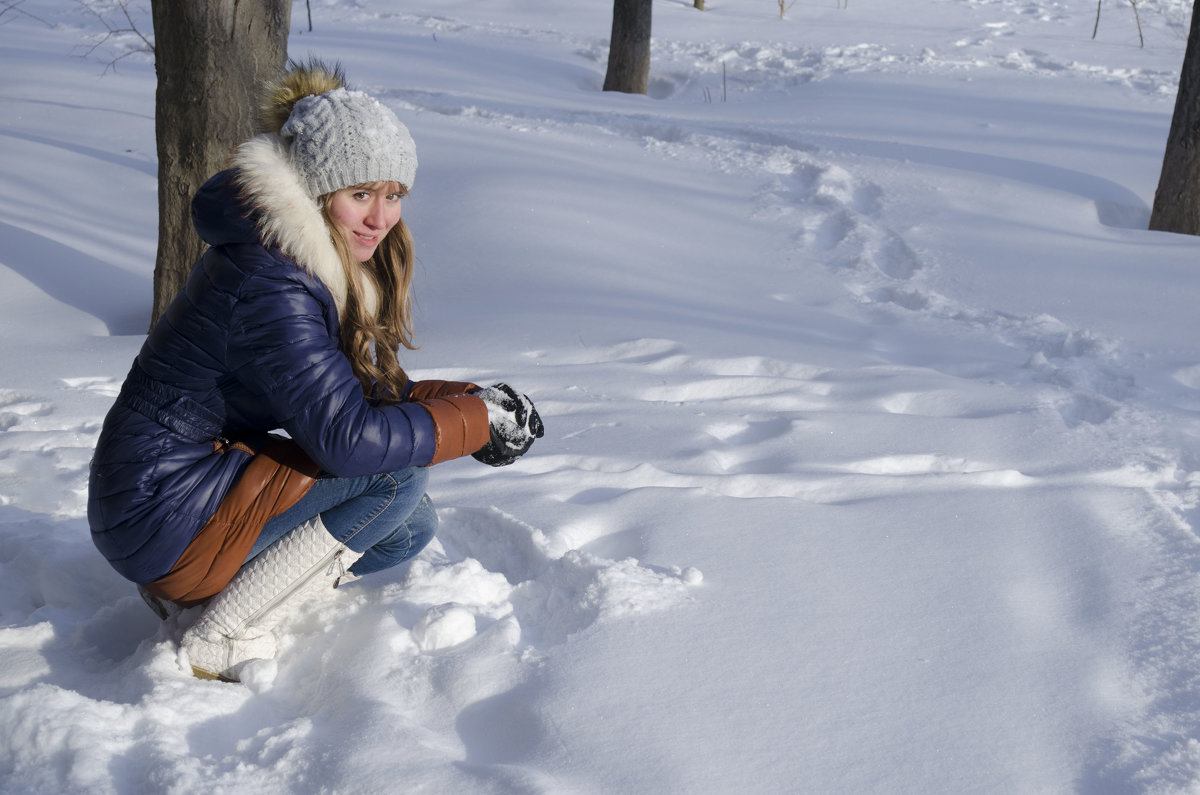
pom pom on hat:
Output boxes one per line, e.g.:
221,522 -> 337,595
280,87 -> 418,198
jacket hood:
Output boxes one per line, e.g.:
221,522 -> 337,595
191,171 -> 259,248
190,134 -> 375,316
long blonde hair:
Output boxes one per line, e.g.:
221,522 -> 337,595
261,60 -> 418,402
321,190 -> 417,404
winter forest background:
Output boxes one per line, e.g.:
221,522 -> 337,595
6,0 -> 1200,792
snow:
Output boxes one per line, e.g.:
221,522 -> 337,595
3,0 -> 1200,790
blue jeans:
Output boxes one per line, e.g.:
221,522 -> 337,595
246,466 -> 436,576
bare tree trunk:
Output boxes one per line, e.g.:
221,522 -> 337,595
1149,0 -> 1200,235
694,0 -> 706,9
149,0 -> 291,328
603,0 -> 651,94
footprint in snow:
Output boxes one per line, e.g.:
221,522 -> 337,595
0,391 -> 53,432
392,506 -> 702,651
0,388 -> 104,518
62,376 -> 122,398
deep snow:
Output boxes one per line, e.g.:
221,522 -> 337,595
4,0 -> 1200,791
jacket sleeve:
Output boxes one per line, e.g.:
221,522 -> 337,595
226,270 -> 488,475
402,379 -> 491,465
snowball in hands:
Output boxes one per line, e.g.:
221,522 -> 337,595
471,383 -> 545,466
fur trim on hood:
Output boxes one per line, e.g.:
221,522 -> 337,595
230,134 -> 378,317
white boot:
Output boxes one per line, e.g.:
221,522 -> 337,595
180,515 -> 362,682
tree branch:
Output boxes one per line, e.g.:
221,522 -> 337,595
73,0 -> 154,74
0,0 -> 53,26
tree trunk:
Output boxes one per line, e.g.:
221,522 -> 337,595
1149,0 -> 1200,235
603,0 -> 652,94
694,0 -> 706,9
149,0 -> 291,328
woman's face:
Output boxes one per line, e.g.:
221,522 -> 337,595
328,182 -> 404,262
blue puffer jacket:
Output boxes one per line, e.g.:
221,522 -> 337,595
88,135 -> 460,585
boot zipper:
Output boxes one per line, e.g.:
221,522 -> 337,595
231,546 -> 347,637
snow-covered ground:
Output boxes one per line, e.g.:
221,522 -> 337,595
4,0 -> 1200,790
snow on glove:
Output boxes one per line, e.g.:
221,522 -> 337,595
471,383 -> 545,467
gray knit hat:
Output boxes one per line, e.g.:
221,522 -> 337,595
280,88 -> 417,198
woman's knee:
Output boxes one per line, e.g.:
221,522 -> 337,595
347,492 -> 438,575
407,493 -> 438,550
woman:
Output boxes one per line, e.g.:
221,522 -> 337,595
88,62 -> 543,682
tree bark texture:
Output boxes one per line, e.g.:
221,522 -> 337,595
149,0 -> 291,328
1149,0 -> 1200,235
603,0 -> 652,94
